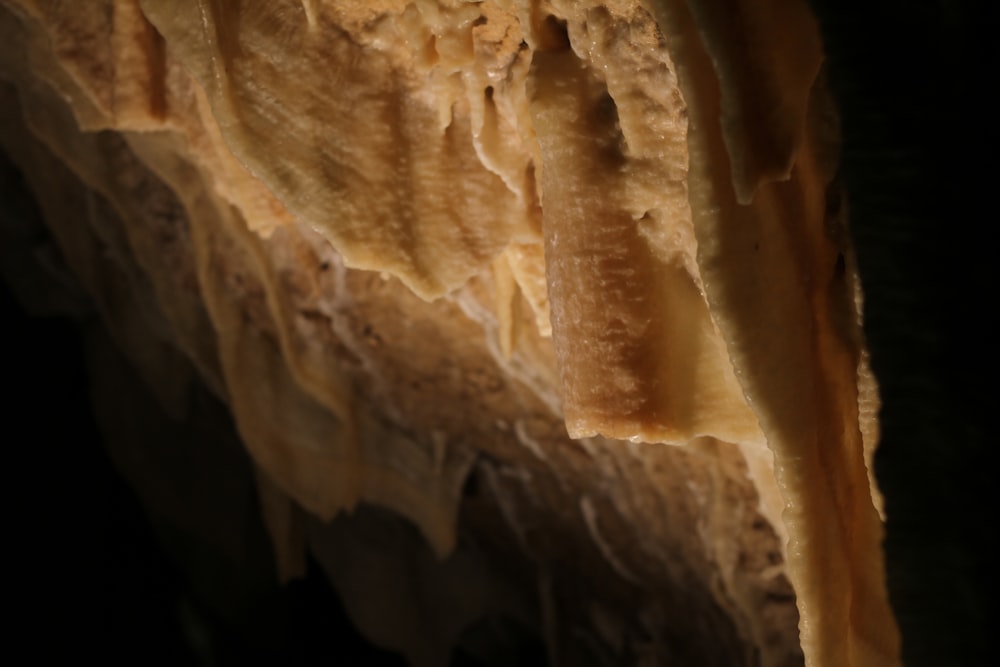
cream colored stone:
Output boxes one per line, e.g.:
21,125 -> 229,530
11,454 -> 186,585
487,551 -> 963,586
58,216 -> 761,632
0,2 -> 898,665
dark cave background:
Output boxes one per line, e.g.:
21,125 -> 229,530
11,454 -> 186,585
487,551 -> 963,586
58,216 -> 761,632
2,1 -> 994,665
809,1 -> 992,665
1,226 -> 409,666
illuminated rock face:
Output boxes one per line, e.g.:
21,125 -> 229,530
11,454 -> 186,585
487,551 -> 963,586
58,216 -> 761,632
0,1 -> 904,666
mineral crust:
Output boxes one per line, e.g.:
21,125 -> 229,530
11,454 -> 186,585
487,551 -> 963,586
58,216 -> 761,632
0,2 -> 901,666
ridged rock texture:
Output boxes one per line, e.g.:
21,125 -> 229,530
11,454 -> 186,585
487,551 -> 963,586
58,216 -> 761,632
0,1 -> 922,666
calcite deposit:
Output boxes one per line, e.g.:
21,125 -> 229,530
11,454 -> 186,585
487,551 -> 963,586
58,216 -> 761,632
0,1 -> 901,666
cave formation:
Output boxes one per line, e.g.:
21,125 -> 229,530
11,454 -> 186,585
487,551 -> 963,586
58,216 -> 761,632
0,1 -> 990,666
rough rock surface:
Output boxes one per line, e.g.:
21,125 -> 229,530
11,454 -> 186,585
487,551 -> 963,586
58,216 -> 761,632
0,2 -> 903,666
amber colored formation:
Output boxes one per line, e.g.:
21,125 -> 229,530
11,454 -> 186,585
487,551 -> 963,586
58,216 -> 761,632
0,1 -> 900,665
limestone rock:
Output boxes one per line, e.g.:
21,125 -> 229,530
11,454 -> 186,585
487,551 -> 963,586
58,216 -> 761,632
0,2 -> 909,665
